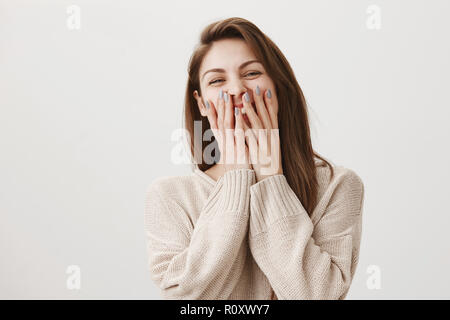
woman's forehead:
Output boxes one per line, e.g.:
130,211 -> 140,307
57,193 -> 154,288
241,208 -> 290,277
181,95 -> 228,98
201,39 -> 257,69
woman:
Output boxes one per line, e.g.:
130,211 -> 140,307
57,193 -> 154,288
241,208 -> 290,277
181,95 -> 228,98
144,17 -> 365,300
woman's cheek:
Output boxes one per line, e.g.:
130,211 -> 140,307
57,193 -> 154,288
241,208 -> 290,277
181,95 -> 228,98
207,90 -> 219,103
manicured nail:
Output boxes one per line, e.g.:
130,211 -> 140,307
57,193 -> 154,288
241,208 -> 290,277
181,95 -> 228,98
234,107 -> 239,116
256,86 -> 260,96
205,100 -> 210,109
219,89 -> 223,100
267,89 -> 272,98
244,92 -> 250,102
224,92 -> 229,102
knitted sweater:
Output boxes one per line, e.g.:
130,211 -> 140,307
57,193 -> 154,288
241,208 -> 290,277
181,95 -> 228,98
144,159 -> 365,300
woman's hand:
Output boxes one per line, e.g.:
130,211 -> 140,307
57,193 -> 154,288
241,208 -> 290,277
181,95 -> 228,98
241,86 -> 283,182
200,89 -> 252,172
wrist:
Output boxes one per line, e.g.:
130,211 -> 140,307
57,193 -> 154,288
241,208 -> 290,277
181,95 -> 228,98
255,170 -> 284,183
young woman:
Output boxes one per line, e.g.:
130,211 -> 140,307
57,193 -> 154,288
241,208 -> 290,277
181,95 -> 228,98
144,17 -> 365,300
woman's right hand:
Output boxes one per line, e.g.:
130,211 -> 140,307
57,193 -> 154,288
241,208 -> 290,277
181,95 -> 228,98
202,89 -> 251,172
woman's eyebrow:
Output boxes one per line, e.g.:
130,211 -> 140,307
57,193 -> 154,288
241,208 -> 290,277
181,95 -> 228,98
201,60 -> 261,81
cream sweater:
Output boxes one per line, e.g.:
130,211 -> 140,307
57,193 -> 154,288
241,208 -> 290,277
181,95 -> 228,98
144,159 -> 365,300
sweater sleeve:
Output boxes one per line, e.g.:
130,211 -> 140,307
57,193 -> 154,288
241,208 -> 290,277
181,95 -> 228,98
144,168 -> 256,300
248,169 -> 364,300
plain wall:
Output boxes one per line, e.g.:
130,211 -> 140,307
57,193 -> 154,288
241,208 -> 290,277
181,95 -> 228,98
1,0 -> 449,299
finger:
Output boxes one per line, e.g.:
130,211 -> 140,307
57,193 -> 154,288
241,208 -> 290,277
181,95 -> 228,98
225,125 -> 235,166
215,92 -> 225,133
241,113 -> 259,166
223,91 -> 234,129
264,89 -> 279,129
257,126 -> 269,167
253,85 -> 272,130
234,107 -> 247,164
204,99 -> 224,159
202,97 -> 218,130
252,86 -> 272,158
218,90 -> 234,165
241,102 -> 258,146
242,91 -> 263,130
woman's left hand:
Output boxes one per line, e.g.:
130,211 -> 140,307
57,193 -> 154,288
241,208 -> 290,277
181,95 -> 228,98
240,86 -> 283,182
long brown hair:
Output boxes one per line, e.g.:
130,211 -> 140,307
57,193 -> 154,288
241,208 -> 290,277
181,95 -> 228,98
184,17 -> 334,215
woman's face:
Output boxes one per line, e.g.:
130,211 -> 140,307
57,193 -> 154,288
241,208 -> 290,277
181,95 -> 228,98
195,38 -> 276,123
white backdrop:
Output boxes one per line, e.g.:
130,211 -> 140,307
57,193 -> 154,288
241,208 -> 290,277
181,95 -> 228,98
1,0 -> 449,299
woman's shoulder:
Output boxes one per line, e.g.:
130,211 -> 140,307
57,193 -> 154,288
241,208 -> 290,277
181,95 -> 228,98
315,158 -> 364,197
145,169 -> 211,205
146,173 -> 194,197
144,171 -> 213,224
311,159 -> 365,221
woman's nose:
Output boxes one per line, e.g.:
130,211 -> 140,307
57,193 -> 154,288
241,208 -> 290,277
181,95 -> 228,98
226,82 -> 249,104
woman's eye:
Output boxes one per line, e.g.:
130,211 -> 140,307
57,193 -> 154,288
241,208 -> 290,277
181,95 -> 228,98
246,71 -> 261,77
209,79 -> 223,85
208,72 -> 262,85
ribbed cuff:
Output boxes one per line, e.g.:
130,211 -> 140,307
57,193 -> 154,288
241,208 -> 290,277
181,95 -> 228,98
202,169 -> 256,215
249,174 -> 308,236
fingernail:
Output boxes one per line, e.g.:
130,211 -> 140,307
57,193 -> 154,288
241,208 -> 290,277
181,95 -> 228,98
256,86 -> 260,96
244,92 -> 250,102
234,107 -> 239,116
205,100 -> 210,109
219,89 -> 223,100
224,92 -> 229,102
267,89 -> 272,98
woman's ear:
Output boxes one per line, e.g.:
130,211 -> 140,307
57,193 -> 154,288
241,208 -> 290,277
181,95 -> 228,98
193,90 -> 207,117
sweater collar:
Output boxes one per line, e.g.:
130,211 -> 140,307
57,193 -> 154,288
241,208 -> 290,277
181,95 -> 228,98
194,168 -> 217,186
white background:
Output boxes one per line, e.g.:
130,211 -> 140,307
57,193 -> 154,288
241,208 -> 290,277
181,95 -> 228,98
1,0 -> 449,299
